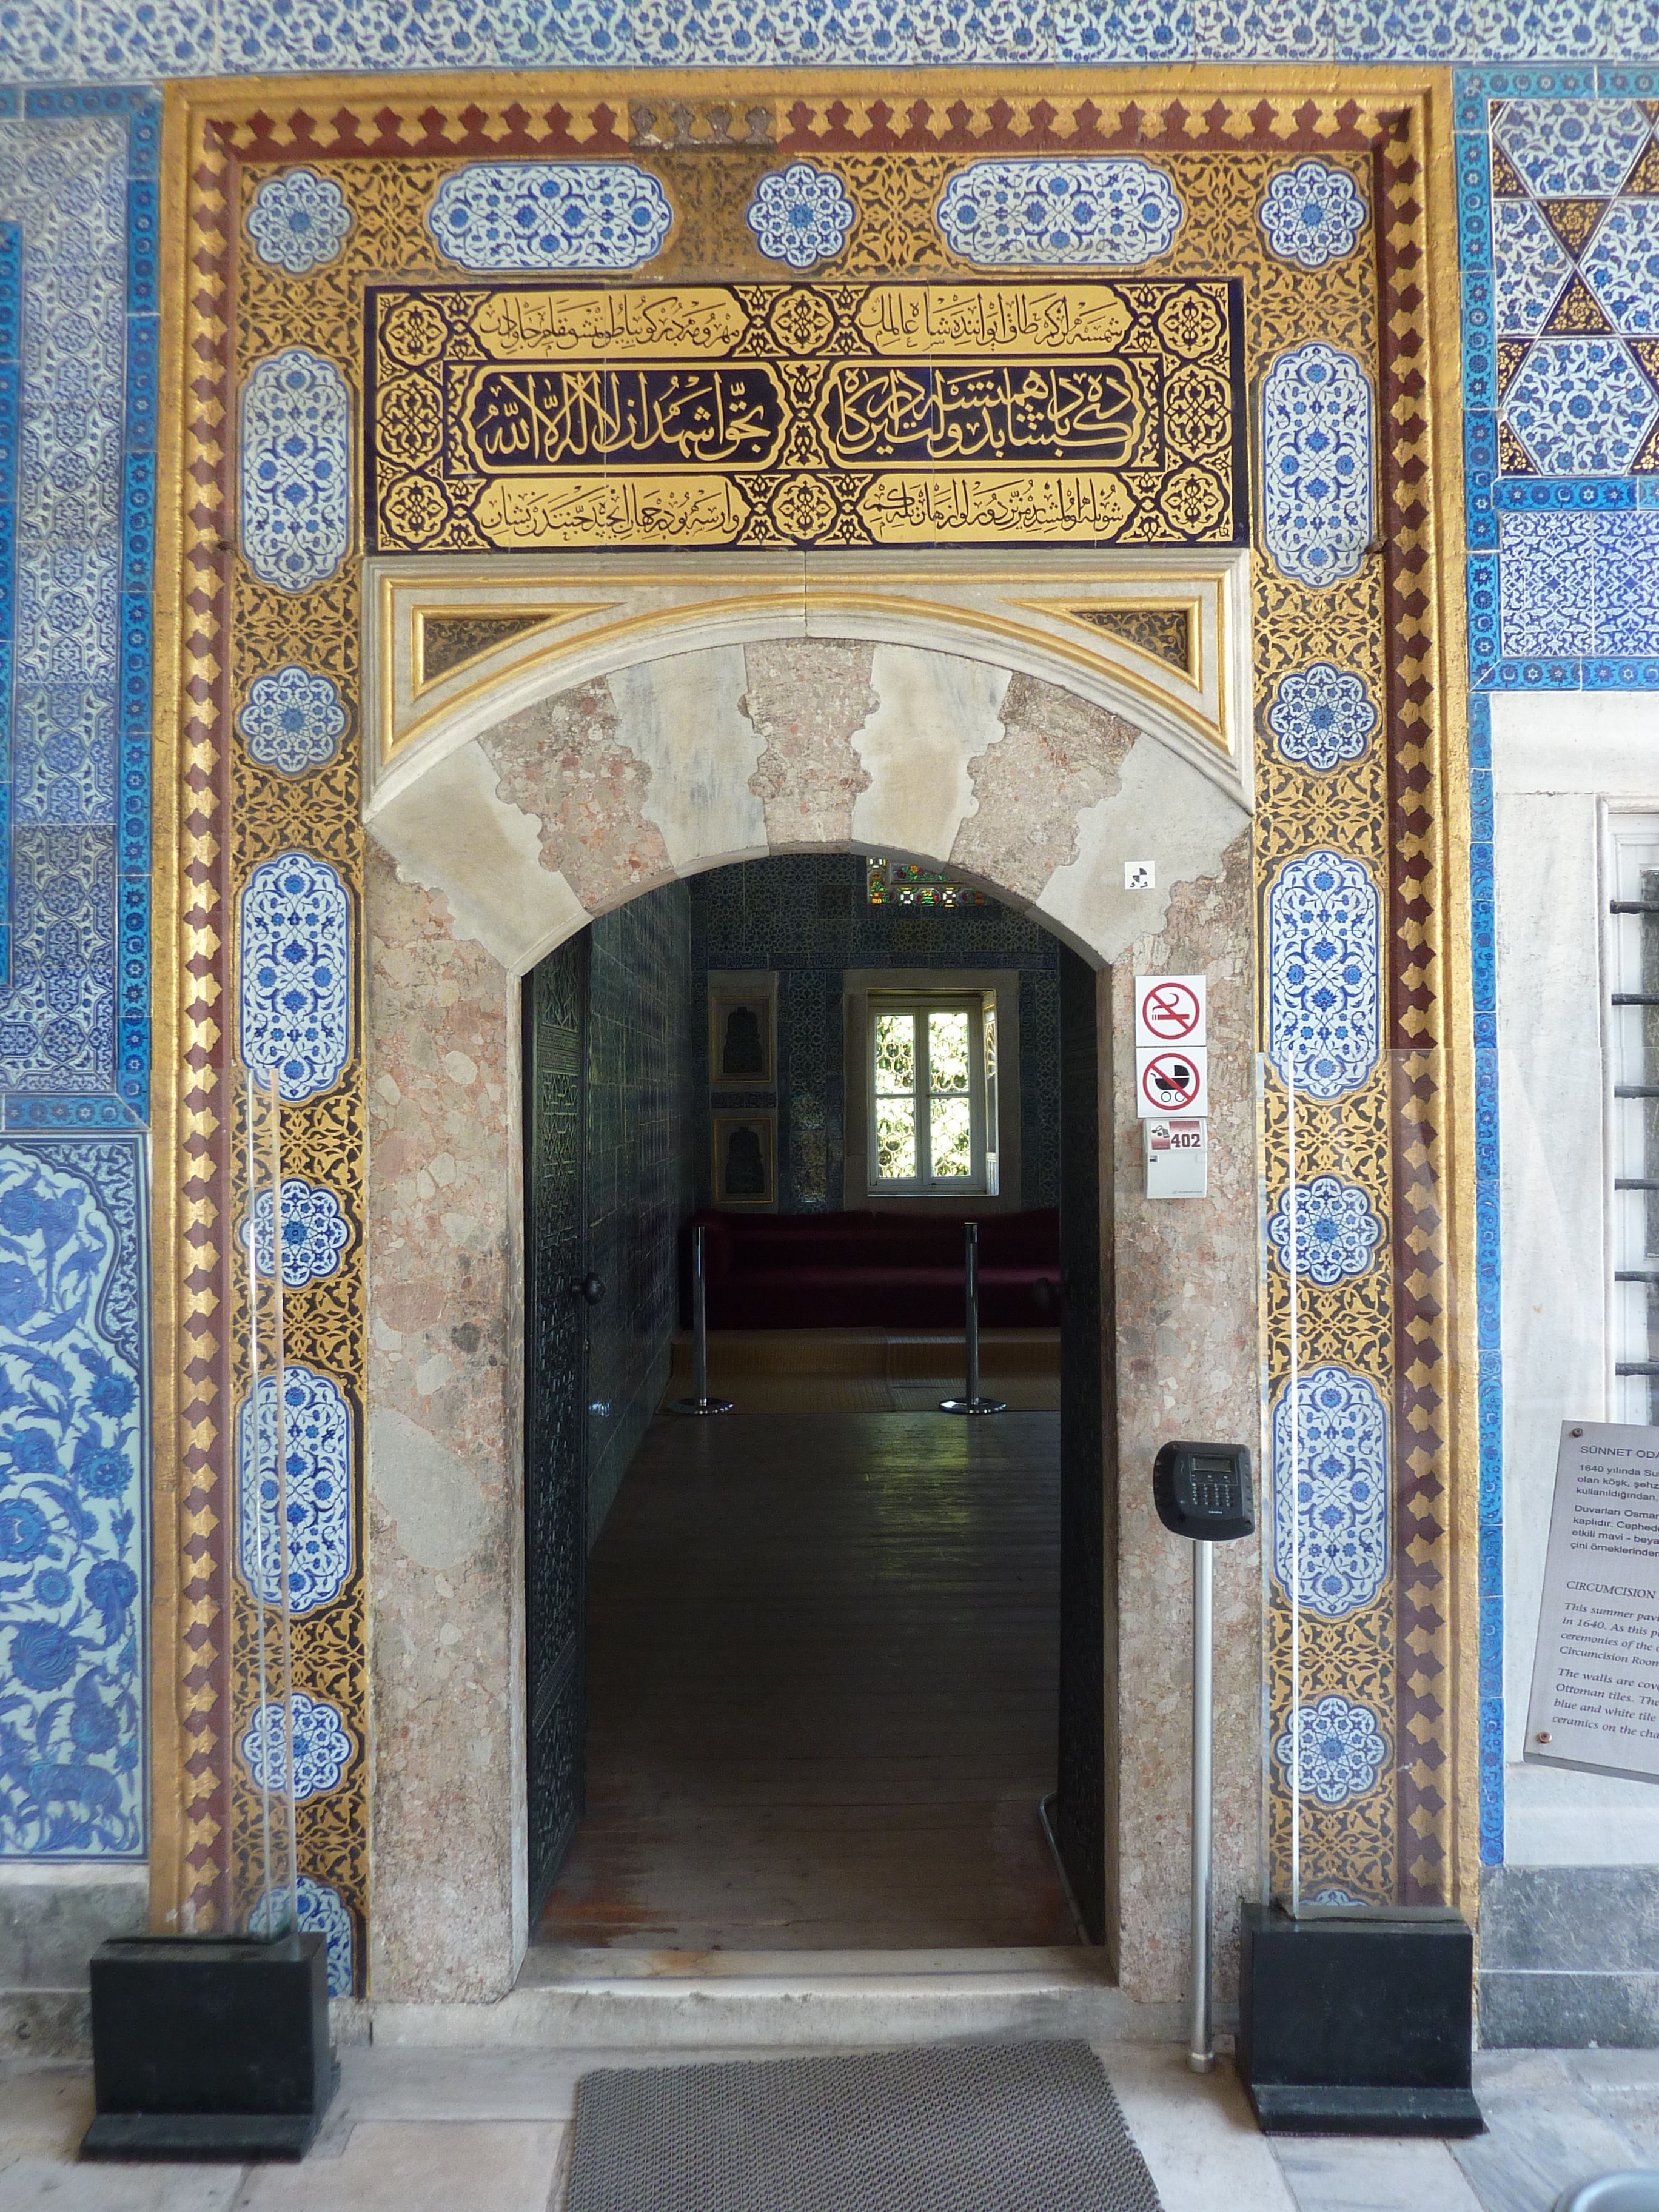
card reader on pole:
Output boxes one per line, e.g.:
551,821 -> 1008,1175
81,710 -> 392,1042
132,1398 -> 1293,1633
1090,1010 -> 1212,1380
1153,1439 -> 1255,2077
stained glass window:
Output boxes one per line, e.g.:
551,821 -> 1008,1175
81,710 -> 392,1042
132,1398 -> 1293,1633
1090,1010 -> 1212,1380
866,856 -> 987,907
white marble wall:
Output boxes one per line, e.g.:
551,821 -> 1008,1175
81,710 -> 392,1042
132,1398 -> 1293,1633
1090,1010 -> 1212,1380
1492,690 -> 1659,1868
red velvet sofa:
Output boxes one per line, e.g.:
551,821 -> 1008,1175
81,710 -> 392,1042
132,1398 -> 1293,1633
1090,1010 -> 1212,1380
682,1208 -> 1061,1330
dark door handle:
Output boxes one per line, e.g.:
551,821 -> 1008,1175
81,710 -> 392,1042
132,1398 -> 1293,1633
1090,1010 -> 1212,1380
569,1274 -> 605,1306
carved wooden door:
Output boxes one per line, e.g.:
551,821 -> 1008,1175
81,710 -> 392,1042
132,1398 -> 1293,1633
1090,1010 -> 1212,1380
1056,946 -> 1109,1945
523,933 -> 591,1915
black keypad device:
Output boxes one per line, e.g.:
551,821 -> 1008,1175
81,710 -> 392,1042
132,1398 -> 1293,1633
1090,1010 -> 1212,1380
1153,1440 -> 1254,1542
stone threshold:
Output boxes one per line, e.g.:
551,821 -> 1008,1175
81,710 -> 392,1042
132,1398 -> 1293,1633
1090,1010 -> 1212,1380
340,1946 -> 1193,2052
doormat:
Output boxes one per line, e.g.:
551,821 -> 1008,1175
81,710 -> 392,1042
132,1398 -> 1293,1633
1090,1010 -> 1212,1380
565,2039 -> 1164,2212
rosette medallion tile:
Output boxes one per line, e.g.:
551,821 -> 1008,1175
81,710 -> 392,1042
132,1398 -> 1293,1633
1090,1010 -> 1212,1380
1275,1695 -> 1389,1807
243,1176 -> 350,1289
934,157 -> 1182,265
427,163 -> 673,271
241,1692 -> 354,1802
246,168 -> 352,275
1266,1175 -> 1384,1285
237,665 -> 347,776
1258,159 -> 1367,270
744,163 -> 856,270
1266,662 -> 1378,769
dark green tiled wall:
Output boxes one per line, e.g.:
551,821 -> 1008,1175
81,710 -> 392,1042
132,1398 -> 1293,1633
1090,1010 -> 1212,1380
585,879 -> 699,1544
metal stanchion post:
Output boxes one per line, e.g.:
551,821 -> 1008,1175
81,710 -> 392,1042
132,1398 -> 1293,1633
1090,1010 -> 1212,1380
1151,1439 -> 1254,2077
1189,1538 -> 1215,2074
669,1224 -> 734,1416
940,1220 -> 1005,1415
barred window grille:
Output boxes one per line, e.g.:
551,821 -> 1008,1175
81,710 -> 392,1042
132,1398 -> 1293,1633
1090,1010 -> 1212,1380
1609,820 -> 1659,1418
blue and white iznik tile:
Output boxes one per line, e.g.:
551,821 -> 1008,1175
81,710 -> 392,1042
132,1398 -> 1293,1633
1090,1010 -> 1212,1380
238,853 -> 351,1105
1491,199 -> 1571,335
1272,1362 -> 1390,1617
1266,1175 -> 1384,1284
249,1874 -> 354,1996
1265,849 -> 1381,1099
1258,160 -> 1367,269
1275,1694 -> 1388,1805
1266,662 -> 1378,769
1503,336 -> 1658,475
242,1176 -> 350,1289
1498,510 -> 1595,656
241,1691 -> 354,1801
236,1363 -> 352,1617
746,164 -> 856,271
0,115 -> 130,1100
1260,343 -> 1373,588
426,163 -> 672,272
240,348 -> 350,592
238,665 -> 346,777
1493,99 -> 1651,197
0,1139 -> 145,1858
936,158 -> 1182,266
246,169 -> 352,276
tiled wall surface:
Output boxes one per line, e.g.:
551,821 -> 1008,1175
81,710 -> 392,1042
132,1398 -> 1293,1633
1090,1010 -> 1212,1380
0,38 -> 1652,1885
691,854 -> 1061,1217
1453,76 -> 1659,1864
5,2 -> 1659,76
584,882 -> 699,1544
0,88 -> 154,1862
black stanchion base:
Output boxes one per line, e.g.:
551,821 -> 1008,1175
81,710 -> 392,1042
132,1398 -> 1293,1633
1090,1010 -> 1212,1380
1238,1902 -> 1483,2137
82,1934 -> 335,2163
939,1396 -> 1007,1414
668,1395 -> 734,1415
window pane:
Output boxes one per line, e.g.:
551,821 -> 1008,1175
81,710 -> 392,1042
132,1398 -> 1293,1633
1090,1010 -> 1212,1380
928,1010 -> 970,1092
874,1012 -> 916,1094
930,1095 -> 972,1180
875,1098 -> 917,1180
984,1002 -> 997,1085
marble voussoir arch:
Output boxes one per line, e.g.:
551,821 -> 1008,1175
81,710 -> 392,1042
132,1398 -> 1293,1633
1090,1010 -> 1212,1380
363,633 -> 1253,972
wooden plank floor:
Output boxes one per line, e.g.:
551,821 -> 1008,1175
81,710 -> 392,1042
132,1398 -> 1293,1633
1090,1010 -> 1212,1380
537,1409 -> 1075,1952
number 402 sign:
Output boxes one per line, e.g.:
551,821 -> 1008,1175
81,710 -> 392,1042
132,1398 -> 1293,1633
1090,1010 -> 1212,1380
1134,976 -> 1208,1119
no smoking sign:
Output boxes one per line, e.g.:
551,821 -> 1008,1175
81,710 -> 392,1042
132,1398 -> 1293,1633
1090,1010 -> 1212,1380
1134,974 -> 1206,1048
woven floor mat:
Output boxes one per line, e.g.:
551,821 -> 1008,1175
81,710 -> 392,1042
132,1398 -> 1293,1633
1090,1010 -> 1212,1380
566,2039 -> 1163,2212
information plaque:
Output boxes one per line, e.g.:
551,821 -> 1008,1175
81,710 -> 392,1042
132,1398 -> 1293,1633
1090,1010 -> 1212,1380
1526,1420 -> 1659,1784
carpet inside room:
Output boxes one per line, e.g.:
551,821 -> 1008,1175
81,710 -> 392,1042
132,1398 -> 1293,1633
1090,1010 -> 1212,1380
537,1407 -> 1073,1952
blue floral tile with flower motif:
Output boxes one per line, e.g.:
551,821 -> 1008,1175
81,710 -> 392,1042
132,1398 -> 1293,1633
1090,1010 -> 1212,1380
426,163 -> 672,272
935,157 -> 1182,265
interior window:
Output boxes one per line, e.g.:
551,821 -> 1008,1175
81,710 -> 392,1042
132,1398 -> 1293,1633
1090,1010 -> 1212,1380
868,993 -> 997,1195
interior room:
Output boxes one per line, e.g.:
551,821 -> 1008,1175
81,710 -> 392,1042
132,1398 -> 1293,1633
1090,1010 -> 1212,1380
522,852 -> 1086,1954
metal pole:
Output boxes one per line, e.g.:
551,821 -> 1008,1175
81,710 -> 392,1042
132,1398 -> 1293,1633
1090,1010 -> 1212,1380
940,1219 -> 1005,1415
965,1221 -> 980,1403
1188,1538 -> 1215,2073
692,1229 -> 709,1403
670,1224 -> 733,1415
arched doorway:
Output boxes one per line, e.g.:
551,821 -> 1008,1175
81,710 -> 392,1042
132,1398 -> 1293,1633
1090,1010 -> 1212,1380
360,616 -> 1260,2006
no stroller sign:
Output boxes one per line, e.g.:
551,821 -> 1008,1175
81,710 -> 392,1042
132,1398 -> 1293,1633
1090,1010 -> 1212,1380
1134,977 -> 1208,1118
